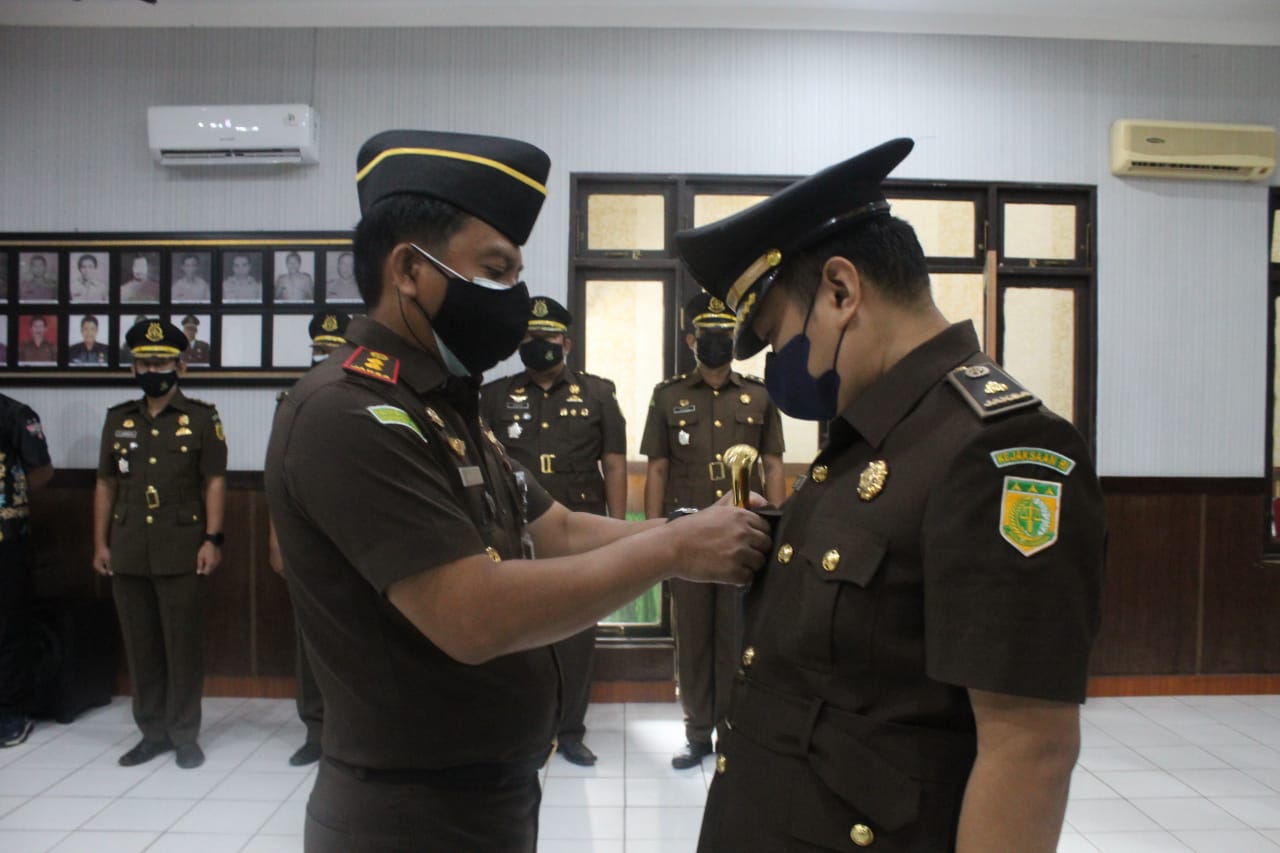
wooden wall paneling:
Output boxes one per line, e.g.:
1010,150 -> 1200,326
1090,491 -> 1201,674
202,485 -> 254,676
1201,489 -> 1280,672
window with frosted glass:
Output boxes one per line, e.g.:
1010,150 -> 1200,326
1004,203 -> 1077,261
1002,288 -> 1076,421
586,194 -> 666,252
693,194 -> 769,228
889,198 -> 976,258
931,273 -> 986,348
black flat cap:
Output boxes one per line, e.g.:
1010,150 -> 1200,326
126,319 -> 188,359
356,129 -> 551,246
309,311 -> 352,347
685,292 -> 736,331
675,138 -> 914,357
528,296 -> 572,333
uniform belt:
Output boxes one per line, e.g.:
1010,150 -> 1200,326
323,747 -> 552,791
534,454 -> 599,475
708,461 -> 727,481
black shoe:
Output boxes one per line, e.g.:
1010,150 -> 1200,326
0,714 -> 33,748
557,740 -> 597,767
175,743 -> 205,769
118,738 -> 173,767
671,740 -> 713,769
288,742 -> 322,767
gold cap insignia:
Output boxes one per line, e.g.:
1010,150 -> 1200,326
858,459 -> 889,501
532,299 -> 549,318
145,322 -> 164,343
322,315 -> 339,332
708,297 -> 726,313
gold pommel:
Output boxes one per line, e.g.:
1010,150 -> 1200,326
722,444 -> 760,509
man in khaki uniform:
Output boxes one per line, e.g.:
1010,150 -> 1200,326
479,296 -> 627,766
641,292 -> 786,768
93,319 -> 227,770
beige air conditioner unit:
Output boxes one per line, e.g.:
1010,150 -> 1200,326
1111,120 -> 1276,182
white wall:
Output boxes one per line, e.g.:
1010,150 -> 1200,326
2,26 -> 1277,474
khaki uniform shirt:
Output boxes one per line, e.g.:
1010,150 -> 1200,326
640,371 -> 784,512
265,318 -> 560,770
96,390 -> 227,576
699,322 -> 1106,852
479,367 -> 626,514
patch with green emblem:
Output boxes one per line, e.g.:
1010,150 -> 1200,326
999,476 -> 1061,557
990,447 -> 1075,475
366,405 -> 427,443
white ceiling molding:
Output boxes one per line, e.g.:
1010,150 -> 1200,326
2,0 -> 1279,46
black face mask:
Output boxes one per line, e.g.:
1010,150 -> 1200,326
519,338 -> 564,371
136,371 -> 177,398
695,332 -> 734,368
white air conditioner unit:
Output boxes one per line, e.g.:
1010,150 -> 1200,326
1111,119 -> 1276,182
147,104 -> 318,166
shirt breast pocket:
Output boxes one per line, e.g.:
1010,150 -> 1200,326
734,407 -> 768,445
785,525 -> 888,674
666,409 -> 700,451
167,433 -> 202,458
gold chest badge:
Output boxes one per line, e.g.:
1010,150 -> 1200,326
857,460 -> 888,501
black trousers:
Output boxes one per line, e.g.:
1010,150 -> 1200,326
305,759 -> 542,853
554,625 -> 594,743
670,577 -> 741,744
0,541 -> 31,714
295,622 -> 323,745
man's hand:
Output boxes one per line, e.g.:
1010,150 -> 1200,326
665,504 -> 771,587
196,542 -> 222,576
92,545 -> 112,577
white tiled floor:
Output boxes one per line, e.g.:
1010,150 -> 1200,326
5,696 -> 1280,851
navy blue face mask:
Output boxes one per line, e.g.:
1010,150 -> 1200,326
763,296 -> 845,421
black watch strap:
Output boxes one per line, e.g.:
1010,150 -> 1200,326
203,532 -> 225,547
666,507 -> 699,523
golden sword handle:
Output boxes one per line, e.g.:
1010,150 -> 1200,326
722,444 -> 760,509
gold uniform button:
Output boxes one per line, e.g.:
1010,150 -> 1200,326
148,457 -> 157,464
741,647 -> 756,666
822,549 -> 841,572
850,823 -> 874,846
485,546 -> 502,562
746,416 -> 754,424
811,464 -> 828,483
777,544 -> 793,564
715,489 -> 724,498
145,515 -> 154,525
180,446 -> 188,453
715,754 -> 727,774
714,419 -> 723,428
541,422 -> 549,429
150,429 -> 159,437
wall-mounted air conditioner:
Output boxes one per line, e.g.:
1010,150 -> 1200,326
147,104 -> 319,166
1110,119 -> 1276,182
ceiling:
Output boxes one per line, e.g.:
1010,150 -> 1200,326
1,0 -> 1279,46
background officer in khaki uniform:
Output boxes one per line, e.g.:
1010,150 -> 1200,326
180,315 -> 211,365
641,293 -> 785,768
268,311 -> 351,766
93,320 -> 227,770
676,139 -> 1106,852
480,296 -> 627,766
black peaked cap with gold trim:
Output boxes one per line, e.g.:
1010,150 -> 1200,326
528,296 -> 572,333
309,311 -> 352,347
356,129 -> 551,246
126,319 -> 188,359
685,292 -> 737,332
675,137 -> 914,358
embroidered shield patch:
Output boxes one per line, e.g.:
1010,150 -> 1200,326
999,476 -> 1061,557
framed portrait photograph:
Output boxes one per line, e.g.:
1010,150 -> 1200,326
273,250 -> 316,303
0,253 -> 9,304
0,315 -> 9,364
117,251 -> 162,304
69,252 -> 110,303
17,251 -> 58,303
17,313 -> 58,365
170,251 -> 213,303
221,314 -> 262,367
177,312 -> 213,367
271,313 -> 315,368
324,250 -> 360,303
221,252 -> 264,304
68,312 -> 110,367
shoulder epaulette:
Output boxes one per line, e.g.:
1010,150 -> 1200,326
946,362 -> 1040,420
656,373 -> 687,390
343,346 -> 400,385
185,397 -> 216,408
275,390 -> 289,404
741,373 -> 766,385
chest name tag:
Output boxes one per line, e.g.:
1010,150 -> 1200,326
366,405 -> 426,443
458,465 -> 485,487
114,429 -> 137,439
505,400 -> 530,410
673,404 -> 696,415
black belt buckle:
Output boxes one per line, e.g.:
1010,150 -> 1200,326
145,486 -> 160,509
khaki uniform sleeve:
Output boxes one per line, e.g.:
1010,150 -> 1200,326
97,410 -> 118,479
598,378 -> 627,456
759,398 -> 785,456
199,407 -> 228,479
638,386 -> 668,459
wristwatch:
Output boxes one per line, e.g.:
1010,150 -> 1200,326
203,532 -> 225,547
666,507 -> 699,523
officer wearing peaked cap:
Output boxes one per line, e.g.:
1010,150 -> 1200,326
94,320 -> 227,772
640,292 -> 785,769
264,130 -> 770,852
480,296 -> 628,768
180,314 -> 211,366
677,139 -> 1105,852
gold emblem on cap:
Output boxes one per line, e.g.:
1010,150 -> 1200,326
322,315 -> 339,332
122,419 -> 135,428
178,414 -> 189,426
424,407 -> 445,429
532,299 -> 549,317
145,322 -> 164,343
708,296 -> 726,313
448,437 -> 467,458
858,459 -> 889,501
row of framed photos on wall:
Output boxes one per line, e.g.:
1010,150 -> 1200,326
0,233 -> 361,382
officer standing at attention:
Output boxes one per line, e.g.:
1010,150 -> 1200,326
264,129 -> 770,853
267,310 -> 351,767
0,394 -> 54,748
479,296 -> 627,767
676,139 -> 1106,852
640,292 -> 785,769
93,320 -> 227,770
